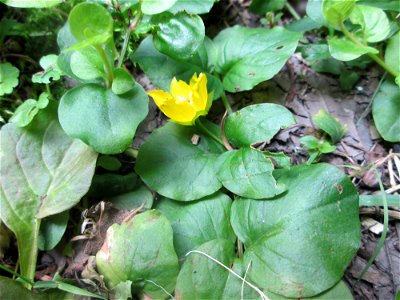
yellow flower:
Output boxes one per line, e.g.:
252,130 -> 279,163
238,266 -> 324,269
148,73 -> 213,126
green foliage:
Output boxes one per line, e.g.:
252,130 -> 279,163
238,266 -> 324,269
231,163 -> 360,298
312,109 -> 347,144
38,211 -> 69,251
215,148 -> 286,199
111,68 -> 135,95
372,79 -> 400,142
58,83 -> 148,154
32,54 -> 63,84
96,210 -> 179,299
224,103 -> 295,147
0,103 -> 97,280
157,192 -> 235,259
249,0 -> 287,14
135,122 -> 224,201
385,32 -> 400,81
0,63 -> 19,96
168,0 -> 218,14
10,92 -> 49,127
322,0 -> 355,26
141,0 -> 177,15
0,0 -> 63,8
152,12 -> 205,60
214,26 -> 301,92
328,37 -> 378,61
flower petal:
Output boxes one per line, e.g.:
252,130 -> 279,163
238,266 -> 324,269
170,77 -> 193,104
162,101 -> 198,125
190,73 -> 208,111
148,90 -> 173,107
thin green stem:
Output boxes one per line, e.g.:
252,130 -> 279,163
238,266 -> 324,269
95,45 -> 114,88
339,22 -> 398,77
356,166 -> 388,284
20,219 -> 41,288
0,263 -> 34,285
117,10 -> 142,68
285,2 -> 301,21
195,118 -> 224,146
220,91 -> 233,115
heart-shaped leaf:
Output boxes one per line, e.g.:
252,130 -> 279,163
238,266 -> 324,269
224,103 -> 295,148
152,12 -> 205,60
156,192 -> 235,259
132,36 -> 223,99
0,102 -> 97,278
0,63 -> 19,96
136,122 -> 224,201
96,210 -> 179,299
231,163 -> 360,298
215,148 -> 286,199
59,83 -> 149,154
213,26 -> 301,92
372,79 -> 400,142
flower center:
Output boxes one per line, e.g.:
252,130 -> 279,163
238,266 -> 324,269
176,91 -> 193,104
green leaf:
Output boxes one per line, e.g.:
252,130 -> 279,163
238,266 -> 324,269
112,68 -> 135,95
132,36 -> 223,99
152,12 -> 205,60
306,0 -> 327,26
340,70 -> 360,91
175,239 -> 235,299
0,63 -> 19,96
372,79 -> 400,142
319,140 -> 336,153
231,163 -> 360,298
96,156 -> 121,171
168,0 -> 217,14
141,0 -> 177,15
322,0 -> 355,26
349,5 -> 390,43
10,93 -> 50,127
68,2 -> 113,43
300,135 -> 320,149
111,281 -> 132,300
38,211 -> 69,251
385,32 -> 400,77
0,103 -> 97,278
224,103 -> 295,148
214,26 -> 301,92
359,194 -> 400,207
263,151 -> 291,168
357,0 -> 400,12
312,109 -> 347,143
59,83 -> 149,154
136,122 -> 224,201
32,54 -> 62,84
215,148 -> 286,199
70,48 -> 105,81
96,210 -> 179,299
328,37 -> 378,61
0,276 -> 42,299
108,185 -> 154,210
0,0 -> 62,7
156,192 -> 235,259
250,0 -> 287,14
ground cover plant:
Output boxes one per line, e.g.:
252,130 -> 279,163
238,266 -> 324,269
0,0 -> 399,299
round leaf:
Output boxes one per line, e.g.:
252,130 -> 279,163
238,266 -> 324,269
141,0 -> 177,15
215,148 -> 286,199
70,48 -> 105,81
168,0 -> 217,14
1,0 -> 62,7
112,68 -> 135,95
175,239 -> 235,299
152,12 -> 205,60
213,26 -> 301,92
372,79 -> 400,142
224,103 -> 295,148
156,192 -> 235,259
0,63 -> 19,96
231,163 -> 360,298
385,32 -> 400,77
68,2 -> 113,42
59,83 -> 149,154
96,210 -> 179,299
135,122 -> 224,201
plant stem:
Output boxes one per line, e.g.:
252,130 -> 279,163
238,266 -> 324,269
220,91 -> 233,115
285,2 -> 301,21
339,22 -> 398,77
117,10 -> 142,68
95,45 -> 114,89
195,118 -> 224,146
22,219 -> 41,288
